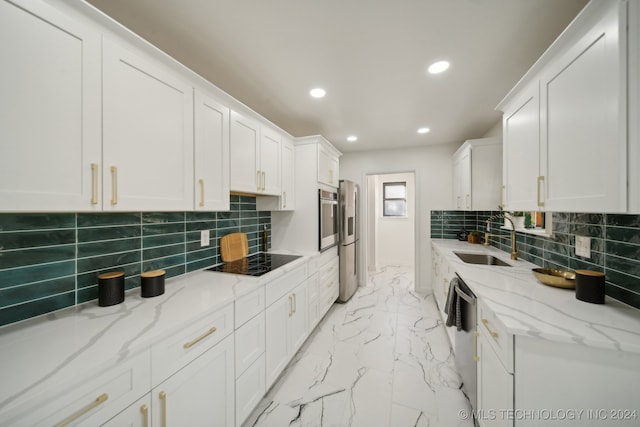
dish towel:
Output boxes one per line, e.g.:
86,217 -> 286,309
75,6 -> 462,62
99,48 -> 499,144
444,277 -> 463,331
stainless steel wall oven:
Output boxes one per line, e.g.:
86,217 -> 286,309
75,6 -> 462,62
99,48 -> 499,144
318,189 -> 338,251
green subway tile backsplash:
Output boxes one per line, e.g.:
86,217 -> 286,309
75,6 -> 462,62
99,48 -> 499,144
0,196 -> 271,327
431,210 -> 640,310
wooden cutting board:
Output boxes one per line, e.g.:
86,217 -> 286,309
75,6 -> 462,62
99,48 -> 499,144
220,232 -> 248,262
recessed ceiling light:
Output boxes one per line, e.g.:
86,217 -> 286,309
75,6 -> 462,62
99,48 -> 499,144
347,136 -> 358,142
428,60 -> 450,74
418,127 -> 430,134
310,88 -> 326,98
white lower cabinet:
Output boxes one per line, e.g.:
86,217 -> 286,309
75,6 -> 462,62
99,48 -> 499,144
307,272 -> 321,329
476,298 -> 640,427
234,312 -> 266,426
431,244 -> 455,349
265,279 -> 308,388
235,354 -> 266,426
103,394 -> 152,427
477,326 -> 513,427
151,334 -> 235,427
4,350 -> 151,427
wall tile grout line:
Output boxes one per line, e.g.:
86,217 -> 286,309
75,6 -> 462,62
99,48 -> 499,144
431,210 -> 640,309
0,199 -> 271,327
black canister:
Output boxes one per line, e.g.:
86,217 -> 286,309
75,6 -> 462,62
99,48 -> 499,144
98,271 -> 125,307
575,269 -> 605,304
141,269 -> 166,298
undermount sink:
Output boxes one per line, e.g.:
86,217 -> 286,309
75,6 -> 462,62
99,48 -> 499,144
454,252 -> 511,267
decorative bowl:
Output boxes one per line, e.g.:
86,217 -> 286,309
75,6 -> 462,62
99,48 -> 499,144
532,268 -> 576,289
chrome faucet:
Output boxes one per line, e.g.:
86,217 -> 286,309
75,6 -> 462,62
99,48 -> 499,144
484,213 -> 519,260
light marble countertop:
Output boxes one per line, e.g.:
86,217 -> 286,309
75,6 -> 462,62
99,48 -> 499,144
431,239 -> 640,354
0,251 -> 313,413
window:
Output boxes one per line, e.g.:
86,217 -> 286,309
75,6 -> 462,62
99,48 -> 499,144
383,182 -> 407,217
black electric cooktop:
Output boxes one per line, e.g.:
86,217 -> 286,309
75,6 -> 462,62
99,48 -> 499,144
207,253 -> 302,277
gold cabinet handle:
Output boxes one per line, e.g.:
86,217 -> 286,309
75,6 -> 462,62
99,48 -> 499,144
90,163 -> 98,205
262,171 -> 266,191
537,176 -> 545,207
283,191 -> 287,208
55,393 -> 108,427
159,391 -> 167,427
500,185 -> 506,209
288,295 -> 293,317
456,196 -> 461,209
257,170 -> 261,191
199,178 -> 205,207
481,319 -> 499,338
110,166 -> 118,205
183,326 -> 217,349
474,330 -> 480,361
292,292 -> 297,314
140,404 -> 149,427
466,194 -> 470,210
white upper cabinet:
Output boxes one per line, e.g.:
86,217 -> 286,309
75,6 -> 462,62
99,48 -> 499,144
502,82 -> 541,211
103,38 -> 194,211
230,111 -> 261,193
230,111 -> 282,196
498,0 -> 628,213
452,138 -> 501,211
318,142 -> 340,188
452,145 -> 471,210
0,0 -> 101,212
260,127 -> 282,195
194,90 -> 230,211
540,1 -> 626,212
281,137 -> 295,210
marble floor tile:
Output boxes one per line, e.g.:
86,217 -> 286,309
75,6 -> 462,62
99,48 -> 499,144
245,265 -> 474,427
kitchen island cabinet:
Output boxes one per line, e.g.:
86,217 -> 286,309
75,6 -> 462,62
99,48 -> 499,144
0,0 -> 101,212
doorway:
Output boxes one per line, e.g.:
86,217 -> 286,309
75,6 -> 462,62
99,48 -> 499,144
366,172 -> 416,273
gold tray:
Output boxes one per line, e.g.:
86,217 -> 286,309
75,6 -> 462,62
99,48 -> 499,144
532,268 -> 576,289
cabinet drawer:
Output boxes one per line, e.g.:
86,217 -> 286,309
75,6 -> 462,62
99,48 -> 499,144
235,286 -> 265,328
235,312 -> 265,378
5,350 -> 150,427
307,273 -> 319,300
478,299 -> 513,373
236,354 -> 266,427
266,263 -> 307,307
317,246 -> 337,266
319,258 -> 339,283
151,303 -> 234,386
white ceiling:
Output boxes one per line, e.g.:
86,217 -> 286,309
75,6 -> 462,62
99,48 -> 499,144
86,0 -> 588,153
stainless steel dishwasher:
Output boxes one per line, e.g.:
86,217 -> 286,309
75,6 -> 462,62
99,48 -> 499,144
454,275 -> 478,412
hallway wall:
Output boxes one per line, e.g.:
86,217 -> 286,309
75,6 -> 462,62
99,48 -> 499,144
340,143 -> 458,292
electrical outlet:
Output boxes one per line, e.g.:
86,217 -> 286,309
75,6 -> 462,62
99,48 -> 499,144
200,230 -> 210,247
575,235 -> 591,258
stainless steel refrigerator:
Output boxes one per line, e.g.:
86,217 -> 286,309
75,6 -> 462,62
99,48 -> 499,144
338,180 -> 359,302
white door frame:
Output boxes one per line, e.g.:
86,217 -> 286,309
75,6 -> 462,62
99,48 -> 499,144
362,170 -> 418,289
